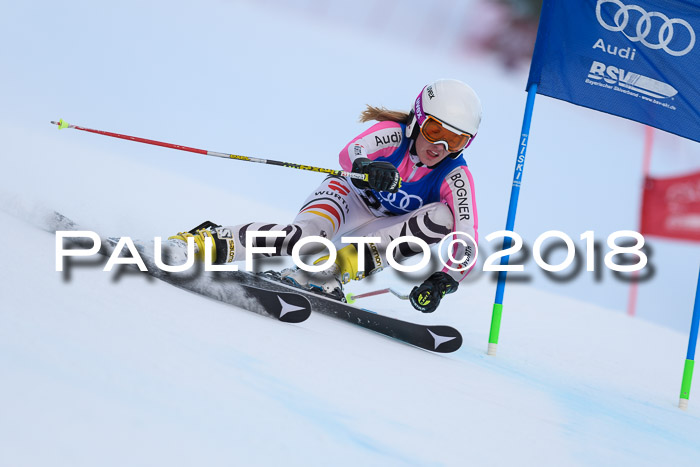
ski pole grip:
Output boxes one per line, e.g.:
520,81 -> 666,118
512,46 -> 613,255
345,171 -> 370,182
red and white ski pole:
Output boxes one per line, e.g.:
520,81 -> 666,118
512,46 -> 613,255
51,119 -> 369,182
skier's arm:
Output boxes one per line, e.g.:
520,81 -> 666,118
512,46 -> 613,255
338,121 -> 405,170
438,165 -> 479,282
339,121 -> 404,193
409,166 -> 478,313
408,166 -> 478,313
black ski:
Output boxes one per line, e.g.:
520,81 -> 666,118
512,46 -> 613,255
176,267 -> 462,353
64,234 -> 311,323
249,272 -> 463,353
221,283 -> 312,323
104,237 -> 462,352
48,211 -> 461,351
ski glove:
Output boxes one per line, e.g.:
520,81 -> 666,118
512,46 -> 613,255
351,157 -> 401,193
409,272 -> 459,313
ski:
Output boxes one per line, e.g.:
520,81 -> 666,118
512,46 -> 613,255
251,272 -> 463,353
100,237 -> 312,323
104,236 -> 462,352
238,286 -> 311,323
47,216 -> 312,323
48,210 -> 461,352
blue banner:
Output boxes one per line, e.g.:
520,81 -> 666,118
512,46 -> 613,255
528,0 -> 700,143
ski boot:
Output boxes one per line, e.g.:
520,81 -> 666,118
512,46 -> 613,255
277,243 -> 379,301
279,262 -> 346,301
168,221 -> 235,264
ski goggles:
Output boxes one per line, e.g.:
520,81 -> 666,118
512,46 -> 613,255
419,115 -> 473,152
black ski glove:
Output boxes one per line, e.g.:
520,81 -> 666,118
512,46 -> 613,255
351,157 -> 401,193
409,272 -> 459,313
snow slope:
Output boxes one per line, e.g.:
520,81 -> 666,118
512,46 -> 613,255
3,0 -> 700,331
2,0 -> 700,465
1,152 -> 699,466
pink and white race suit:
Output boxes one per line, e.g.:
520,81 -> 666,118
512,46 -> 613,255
221,121 -> 478,282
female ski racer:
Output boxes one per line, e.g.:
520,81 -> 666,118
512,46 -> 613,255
170,79 -> 481,313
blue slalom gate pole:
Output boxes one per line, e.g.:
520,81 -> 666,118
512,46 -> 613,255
487,83 -> 538,356
680,266 -> 700,410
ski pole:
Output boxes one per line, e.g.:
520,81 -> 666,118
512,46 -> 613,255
51,119 -> 369,182
345,288 -> 409,304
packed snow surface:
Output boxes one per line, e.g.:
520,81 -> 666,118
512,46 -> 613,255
1,154 -> 699,466
2,0 -> 700,465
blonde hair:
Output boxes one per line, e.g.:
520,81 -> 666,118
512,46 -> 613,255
359,105 -> 412,124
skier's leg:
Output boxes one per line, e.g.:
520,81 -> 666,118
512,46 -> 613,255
361,201 -> 454,268
168,217 -> 329,264
313,201 -> 455,280
273,176 -> 381,297
169,176 -> 371,264
282,201 -> 455,295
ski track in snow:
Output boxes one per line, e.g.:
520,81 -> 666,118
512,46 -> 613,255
2,1 -> 700,464
2,202 -> 700,465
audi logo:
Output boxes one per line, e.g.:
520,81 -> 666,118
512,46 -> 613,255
379,190 -> 423,212
595,0 -> 696,57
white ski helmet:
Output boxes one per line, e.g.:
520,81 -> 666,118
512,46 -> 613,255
406,79 -> 482,154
